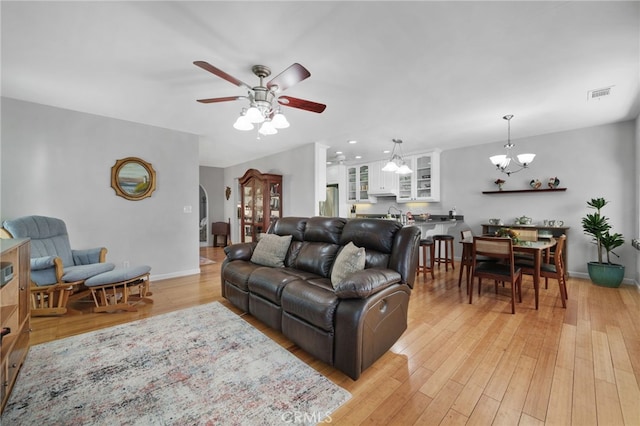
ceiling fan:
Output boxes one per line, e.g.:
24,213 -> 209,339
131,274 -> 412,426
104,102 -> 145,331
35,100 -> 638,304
194,61 -> 326,134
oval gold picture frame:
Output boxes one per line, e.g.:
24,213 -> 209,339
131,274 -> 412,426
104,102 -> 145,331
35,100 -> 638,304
111,157 -> 156,201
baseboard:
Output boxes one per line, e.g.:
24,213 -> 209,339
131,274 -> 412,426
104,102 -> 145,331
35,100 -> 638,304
567,270 -> 638,286
151,269 -> 200,282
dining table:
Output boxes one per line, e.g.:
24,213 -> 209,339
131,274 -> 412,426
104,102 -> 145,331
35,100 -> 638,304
459,236 -> 557,310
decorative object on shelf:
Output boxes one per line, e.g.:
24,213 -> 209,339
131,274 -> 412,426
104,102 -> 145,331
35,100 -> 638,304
530,179 -> 542,189
581,197 -> 625,287
111,157 -> 156,201
496,227 -> 520,244
515,215 -> 532,225
488,218 -> 503,225
193,61 -> 326,137
494,178 -> 505,190
548,176 -> 560,188
225,186 -> 231,200
381,139 -> 412,174
489,115 -> 535,176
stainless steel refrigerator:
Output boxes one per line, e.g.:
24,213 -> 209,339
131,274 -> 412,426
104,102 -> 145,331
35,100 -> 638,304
321,184 -> 339,217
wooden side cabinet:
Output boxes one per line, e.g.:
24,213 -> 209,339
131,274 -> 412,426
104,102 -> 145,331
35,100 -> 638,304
239,169 -> 283,242
1,238 -> 30,413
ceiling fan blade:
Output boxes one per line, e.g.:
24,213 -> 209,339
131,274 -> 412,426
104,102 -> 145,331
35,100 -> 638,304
193,61 -> 252,90
267,63 -> 311,92
196,96 -> 245,104
278,96 -> 326,113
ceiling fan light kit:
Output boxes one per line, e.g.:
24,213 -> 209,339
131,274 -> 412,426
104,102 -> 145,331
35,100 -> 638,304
489,114 -> 535,176
194,61 -> 325,137
382,139 -> 413,175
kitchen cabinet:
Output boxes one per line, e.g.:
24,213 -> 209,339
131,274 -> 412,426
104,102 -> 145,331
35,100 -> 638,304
347,164 -> 371,202
368,160 -> 398,196
396,150 -> 441,202
1,238 -> 30,413
239,169 -> 282,242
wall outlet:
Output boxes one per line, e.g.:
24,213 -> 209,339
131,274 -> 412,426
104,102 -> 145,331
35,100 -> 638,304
183,205 -> 192,213
123,260 -> 130,268
632,239 -> 640,251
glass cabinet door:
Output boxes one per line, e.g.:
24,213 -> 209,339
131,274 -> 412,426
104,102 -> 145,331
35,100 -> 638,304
242,181 -> 254,242
347,167 -> 357,201
415,155 -> 432,199
269,182 -> 281,222
359,165 -> 369,201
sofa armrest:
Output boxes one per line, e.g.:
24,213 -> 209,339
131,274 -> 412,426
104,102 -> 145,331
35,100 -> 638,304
72,247 -> 107,265
334,268 -> 401,299
223,242 -> 256,261
31,256 -> 58,271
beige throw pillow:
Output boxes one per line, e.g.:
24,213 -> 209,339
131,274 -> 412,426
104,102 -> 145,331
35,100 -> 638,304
331,242 -> 366,288
250,234 -> 292,267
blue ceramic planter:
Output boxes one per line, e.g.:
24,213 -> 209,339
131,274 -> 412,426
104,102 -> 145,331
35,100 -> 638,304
587,262 -> 625,288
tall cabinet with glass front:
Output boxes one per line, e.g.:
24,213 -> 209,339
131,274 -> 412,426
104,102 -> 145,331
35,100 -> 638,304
239,168 -> 283,242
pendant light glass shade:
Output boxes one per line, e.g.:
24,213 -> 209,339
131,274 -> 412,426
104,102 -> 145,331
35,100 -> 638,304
258,120 -> 277,135
246,106 -> 265,123
271,110 -> 290,129
233,109 -> 254,131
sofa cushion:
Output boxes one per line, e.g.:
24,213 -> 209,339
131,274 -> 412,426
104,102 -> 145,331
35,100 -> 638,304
271,217 -> 308,241
341,218 -> 401,254
303,217 -> 347,244
281,279 -> 339,332
222,260 -> 263,292
331,242 -> 366,287
250,234 -> 292,267
293,242 -> 340,278
248,267 -> 301,304
334,269 -> 402,299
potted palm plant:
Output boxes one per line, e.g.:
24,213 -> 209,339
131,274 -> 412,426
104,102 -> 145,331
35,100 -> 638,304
581,197 -> 625,287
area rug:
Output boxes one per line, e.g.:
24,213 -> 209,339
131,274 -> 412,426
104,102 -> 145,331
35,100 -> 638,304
199,256 -> 215,265
3,302 -> 351,425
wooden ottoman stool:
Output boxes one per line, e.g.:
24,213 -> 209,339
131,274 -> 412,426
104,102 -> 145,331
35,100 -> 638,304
84,265 -> 152,313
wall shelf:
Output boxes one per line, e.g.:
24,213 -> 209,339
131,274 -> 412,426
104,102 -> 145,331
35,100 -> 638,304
482,188 -> 567,194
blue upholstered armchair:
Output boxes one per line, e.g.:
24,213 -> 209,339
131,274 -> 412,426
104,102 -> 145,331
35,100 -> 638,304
1,215 -> 115,315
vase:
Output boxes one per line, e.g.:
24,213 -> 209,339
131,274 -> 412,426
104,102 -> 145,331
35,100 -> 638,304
587,262 -> 625,288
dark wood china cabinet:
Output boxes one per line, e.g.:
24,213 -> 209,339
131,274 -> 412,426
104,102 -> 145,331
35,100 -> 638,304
239,169 -> 282,242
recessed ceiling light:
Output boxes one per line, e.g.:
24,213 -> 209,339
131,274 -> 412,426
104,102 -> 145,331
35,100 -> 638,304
383,150 -> 390,154
335,151 -> 343,154
348,140 -> 357,144
355,155 -> 362,159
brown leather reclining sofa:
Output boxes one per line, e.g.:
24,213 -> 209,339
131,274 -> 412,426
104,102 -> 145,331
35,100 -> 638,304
221,216 -> 420,380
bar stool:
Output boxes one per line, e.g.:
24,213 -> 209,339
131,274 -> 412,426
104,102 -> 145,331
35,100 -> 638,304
417,237 -> 435,279
433,234 -> 455,271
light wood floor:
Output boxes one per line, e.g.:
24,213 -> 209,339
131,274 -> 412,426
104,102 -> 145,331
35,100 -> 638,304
30,247 -> 640,425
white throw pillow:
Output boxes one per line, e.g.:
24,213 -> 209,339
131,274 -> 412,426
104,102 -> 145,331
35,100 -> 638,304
250,234 -> 292,267
331,242 -> 366,288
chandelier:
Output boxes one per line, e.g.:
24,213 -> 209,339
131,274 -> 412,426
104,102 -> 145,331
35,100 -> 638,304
489,115 -> 535,176
382,139 -> 413,174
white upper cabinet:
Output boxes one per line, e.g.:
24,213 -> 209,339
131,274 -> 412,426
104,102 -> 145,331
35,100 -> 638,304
396,150 -> 441,202
368,160 -> 398,196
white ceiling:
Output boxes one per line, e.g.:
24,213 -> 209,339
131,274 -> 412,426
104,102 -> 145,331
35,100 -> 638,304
2,1 -> 638,168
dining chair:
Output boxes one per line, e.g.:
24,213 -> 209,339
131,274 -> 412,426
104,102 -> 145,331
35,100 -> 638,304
516,228 -> 538,241
470,236 -> 522,314
458,229 -> 497,291
515,234 -> 568,308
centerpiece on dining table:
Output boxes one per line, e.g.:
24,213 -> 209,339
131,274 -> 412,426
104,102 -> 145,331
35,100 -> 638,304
495,227 -> 520,244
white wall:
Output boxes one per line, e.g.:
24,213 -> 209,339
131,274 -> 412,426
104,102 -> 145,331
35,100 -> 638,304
440,120 -> 637,281
223,142 -> 319,243
1,98 -> 200,280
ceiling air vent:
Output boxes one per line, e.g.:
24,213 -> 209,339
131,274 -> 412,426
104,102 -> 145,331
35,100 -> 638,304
587,86 -> 613,101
